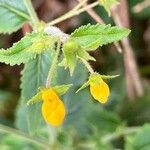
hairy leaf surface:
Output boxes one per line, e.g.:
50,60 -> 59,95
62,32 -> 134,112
71,24 -> 130,51
0,32 -> 53,65
0,0 -> 30,33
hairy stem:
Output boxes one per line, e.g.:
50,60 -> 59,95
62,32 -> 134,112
23,0 -> 39,29
79,57 -> 94,74
46,40 -> 61,88
48,1 -> 99,26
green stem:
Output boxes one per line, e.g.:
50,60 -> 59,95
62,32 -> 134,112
48,1 -> 99,26
102,126 -> 140,143
0,124 -> 50,149
46,40 -> 61,88
47,125 -> 57,145
79,57 -> 94,74
23,0 -> 39,28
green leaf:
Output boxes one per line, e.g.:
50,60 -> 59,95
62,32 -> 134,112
15,49 -> 54,135
0,32 -> 53,65
125,124 -> 150,150
53,84 -> 72,96
71,24 -> 130,51
0,0 -> 30,34
99,0 -> 119,16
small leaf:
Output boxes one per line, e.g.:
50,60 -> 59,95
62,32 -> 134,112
0,31 -> 53,65
71,24 -> 130,51
76,81 -> 90,93
27,92 -> 42,105
0,0 -> 30,34
100,74 -> 120,79
99,0 -> 119,16
53,84 -> 72,96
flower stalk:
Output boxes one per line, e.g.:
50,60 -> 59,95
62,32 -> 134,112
23,0 -> 39,29
79,57 -> 94,74
48,1 -> 99,26
46,40 -> 61,88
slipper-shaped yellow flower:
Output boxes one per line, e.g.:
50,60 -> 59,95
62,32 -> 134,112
41,88 -> 66,126
27,84 -> 72,127
90,80 -> 110,103
76,73 -> 119,104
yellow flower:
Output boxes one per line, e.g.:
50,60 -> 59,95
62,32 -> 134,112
90,79 -> 110,103
41,88 -> 66,126
89,73 -> 110,103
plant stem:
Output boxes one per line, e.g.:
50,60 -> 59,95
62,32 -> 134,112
77,0 -> 103,23
23,0 -> 39,29
0,124 -> 50,149
72,0 -> 89,12
133,0 -> 150,13
46,40 -> 61,88
48,1 -> 99,26
79,57 -> 94,74
47,125 -> 57,145
102,126 -> 140,143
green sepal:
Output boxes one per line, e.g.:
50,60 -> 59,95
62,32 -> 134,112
100,74 -> 120,79
89,73 -> 103,85
29,32 -> 55,54
76,81 -> 90,93
77,49 -> 96,61
53,84 -> 73,96
99,0 -> 119,16
62,39 -> 96,75
27,92 -> 42,106
65,53 -> 77,76
62,39 -> 81,75
63,39 -> 80,54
